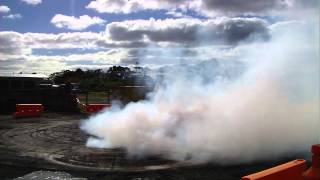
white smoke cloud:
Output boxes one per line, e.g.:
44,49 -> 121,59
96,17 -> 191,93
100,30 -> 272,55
81,15 -> 319,164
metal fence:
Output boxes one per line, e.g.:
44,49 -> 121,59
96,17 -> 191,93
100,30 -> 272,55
76,86 -> 152,105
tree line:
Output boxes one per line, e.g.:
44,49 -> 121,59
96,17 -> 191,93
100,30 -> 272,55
49,66 -> 154,91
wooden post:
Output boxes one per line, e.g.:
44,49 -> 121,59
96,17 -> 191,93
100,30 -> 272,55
85,91 -> 88,106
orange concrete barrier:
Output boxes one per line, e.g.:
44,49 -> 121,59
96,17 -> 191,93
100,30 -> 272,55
241,159 -> 307,180
303,144 -> 320,180
13,104 -> 44,118
85,104 -> 111,113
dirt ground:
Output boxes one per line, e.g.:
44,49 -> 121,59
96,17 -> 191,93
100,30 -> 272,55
0,113 -> 297,180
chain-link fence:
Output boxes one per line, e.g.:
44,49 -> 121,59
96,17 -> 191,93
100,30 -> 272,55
76,86 -> 153,105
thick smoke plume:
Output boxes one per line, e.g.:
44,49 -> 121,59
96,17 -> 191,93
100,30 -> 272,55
81,19 -> 319,164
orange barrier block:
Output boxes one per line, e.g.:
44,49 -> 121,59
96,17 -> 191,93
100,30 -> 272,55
303,144 -> 320,180
13,104 -> 44,118
242,159 -> 307,180
85,104 -> 111,113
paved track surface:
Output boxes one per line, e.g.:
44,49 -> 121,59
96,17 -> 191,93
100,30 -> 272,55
0,113 -> 295,180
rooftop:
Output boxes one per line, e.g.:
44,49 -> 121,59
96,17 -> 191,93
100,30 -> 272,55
0,73 -> 48,78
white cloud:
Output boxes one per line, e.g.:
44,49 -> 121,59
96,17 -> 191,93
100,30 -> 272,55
0,5 -> 10,13
23,32 -> 106,49
86,0 -> 183,14
0,58 -> 68,75
0,31 -> 147,54
0,31 -> 103,54
2,50 -> 126,63
51,14 -> 106,31
0,17 -> 269,58
3,13 -> 22,19
21,0 -> 42,5
0,49 -> 131,74
1,19 -> 306,74
86,0 -> 317,17
165,10 -> 192,18
106,17 -> 270,45
0,31 -> 31,55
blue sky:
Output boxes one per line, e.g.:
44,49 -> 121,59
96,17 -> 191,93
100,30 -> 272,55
0,0 -> 175,33
1,0 -> 92,32
0,0 -> 318,74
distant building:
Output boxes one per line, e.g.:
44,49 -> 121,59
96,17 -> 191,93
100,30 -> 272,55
0,73 -> 48,91
0,73 -> 78,114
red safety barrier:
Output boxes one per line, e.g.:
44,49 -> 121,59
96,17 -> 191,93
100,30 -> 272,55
303,144 -> 320,180
13,104 -> 44,118
241,159 -> 307,180
85,104 -> 111,113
